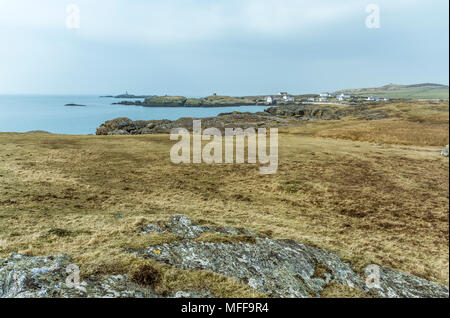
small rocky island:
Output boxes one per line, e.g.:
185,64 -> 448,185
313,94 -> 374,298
100,92 -> 154,99
65,103 -> 86,107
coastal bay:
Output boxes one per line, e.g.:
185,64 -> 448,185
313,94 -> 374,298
0,95 -> 267,135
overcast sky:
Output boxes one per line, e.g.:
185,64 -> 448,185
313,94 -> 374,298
0,0 -> 448,95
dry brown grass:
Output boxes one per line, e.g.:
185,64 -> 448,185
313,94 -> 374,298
314,119 -> 449,146
320,283 -> 371,298
283,100 -> 449,146
0,101 -> 448,296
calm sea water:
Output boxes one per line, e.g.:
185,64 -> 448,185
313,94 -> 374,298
0,95 -> 268,135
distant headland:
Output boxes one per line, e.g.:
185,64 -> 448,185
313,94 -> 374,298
105,84 -> 448,108
100,91 -> 155,99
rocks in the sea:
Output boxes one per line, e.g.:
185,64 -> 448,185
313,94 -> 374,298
65,104 -> 86,107
113,101 -> 143,106
134,216 -> 449,298
441,145 -> 449,157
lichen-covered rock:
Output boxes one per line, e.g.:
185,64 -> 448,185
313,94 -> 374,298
135,238 -> 366,298
0,254 -> 159,298
375,267 -> 449,298
441,145 -> 449,157
136,216 -> 449,298
0,253 -> 215,298
172,290 -> 214,298
141,215 -> 255,239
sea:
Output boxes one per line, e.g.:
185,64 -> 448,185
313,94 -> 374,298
0,95 -> 268,135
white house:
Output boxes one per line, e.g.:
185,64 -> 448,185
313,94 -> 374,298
337,94 -> 351,101
266,96 -> 273,104
319,93 -> 330,97
279,92 -> 295,102
284,96 -> 295,102
318,97 -> 328,102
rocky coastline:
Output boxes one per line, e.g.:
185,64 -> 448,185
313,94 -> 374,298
96,103 -> 389,136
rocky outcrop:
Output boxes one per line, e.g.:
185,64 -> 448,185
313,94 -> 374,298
265,104 -> 390,121
140,215 -> 256,238
374,267 -> 449,298
441,145 -> 449,157
265,105 -> 340,120
96,117 -> 137,135
0,254 -> 159,298
0,253 -> 213,298
97,103 -> 398,135
96,112 -> 289,135
2,217 -> 448,298
134,216 -> 449,298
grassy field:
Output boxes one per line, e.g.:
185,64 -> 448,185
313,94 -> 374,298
0,101 -> 448,297
336,83 -> 449,99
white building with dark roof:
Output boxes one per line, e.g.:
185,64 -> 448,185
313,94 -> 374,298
337,93 -> 351,101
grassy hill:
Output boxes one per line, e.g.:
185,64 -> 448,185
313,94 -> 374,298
335,83 -> 449,99
0,100 -> 448,297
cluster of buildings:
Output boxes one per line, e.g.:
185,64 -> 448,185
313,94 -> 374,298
315,93 -> 352,102
264,92 -> 389,104
366,96 -> 389,102
265,92 -> 353,104
265,92 -> 295,104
